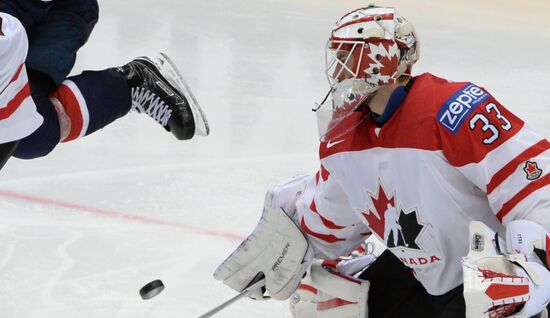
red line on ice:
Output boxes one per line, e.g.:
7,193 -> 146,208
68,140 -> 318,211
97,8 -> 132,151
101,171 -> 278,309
0,190 -> 244,241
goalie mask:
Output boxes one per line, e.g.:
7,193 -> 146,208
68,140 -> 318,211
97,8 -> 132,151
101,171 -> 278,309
316,5 -> 419,141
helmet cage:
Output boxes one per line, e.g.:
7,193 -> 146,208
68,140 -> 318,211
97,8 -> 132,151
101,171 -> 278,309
316,5 -> 419,141
325,40 -> 365,88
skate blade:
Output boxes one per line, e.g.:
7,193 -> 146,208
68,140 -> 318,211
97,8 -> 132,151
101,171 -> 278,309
155,53 -> 210,137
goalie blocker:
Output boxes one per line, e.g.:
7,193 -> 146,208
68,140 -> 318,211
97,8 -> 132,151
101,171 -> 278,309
463,221 -> 550,318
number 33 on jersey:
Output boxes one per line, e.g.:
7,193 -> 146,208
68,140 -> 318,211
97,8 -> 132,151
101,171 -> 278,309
436,80 -> 549,220
438,83 -> 515,146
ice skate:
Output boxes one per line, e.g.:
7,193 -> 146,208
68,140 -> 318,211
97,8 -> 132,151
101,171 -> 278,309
117,53 -> 209,140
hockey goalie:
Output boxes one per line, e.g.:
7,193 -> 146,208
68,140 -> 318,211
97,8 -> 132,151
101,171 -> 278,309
214,5 -> 550,318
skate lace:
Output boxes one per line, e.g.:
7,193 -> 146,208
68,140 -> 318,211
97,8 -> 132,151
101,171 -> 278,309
131,87 -> 172,126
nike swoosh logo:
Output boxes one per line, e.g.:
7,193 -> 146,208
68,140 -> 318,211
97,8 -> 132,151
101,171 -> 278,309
326,140 -> 344,148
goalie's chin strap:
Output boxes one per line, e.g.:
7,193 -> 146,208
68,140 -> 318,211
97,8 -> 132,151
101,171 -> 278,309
312,88 -> 332,112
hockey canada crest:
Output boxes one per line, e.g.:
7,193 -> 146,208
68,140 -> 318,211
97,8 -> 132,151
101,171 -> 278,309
360,181 -> 442,268
360,182 -> 425,250
523,161 -> 542,180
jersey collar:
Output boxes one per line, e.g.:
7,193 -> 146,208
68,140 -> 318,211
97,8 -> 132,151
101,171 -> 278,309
371,78 -> 415,126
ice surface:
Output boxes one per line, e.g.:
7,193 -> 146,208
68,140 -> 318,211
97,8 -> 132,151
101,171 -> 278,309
0,0 -> 549,317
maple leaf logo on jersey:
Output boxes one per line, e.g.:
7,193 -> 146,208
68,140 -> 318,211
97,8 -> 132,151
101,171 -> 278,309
523,161 -> 542,180
361,182 -> 425,251
361,183 -> 394,242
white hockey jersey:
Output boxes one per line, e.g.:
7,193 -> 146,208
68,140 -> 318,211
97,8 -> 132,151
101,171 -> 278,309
295,73 -> 550,295
0,12 -> 43,144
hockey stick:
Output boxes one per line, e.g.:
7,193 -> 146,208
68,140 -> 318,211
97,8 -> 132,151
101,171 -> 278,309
398,229 -> 409,247
196,279 -> 266,318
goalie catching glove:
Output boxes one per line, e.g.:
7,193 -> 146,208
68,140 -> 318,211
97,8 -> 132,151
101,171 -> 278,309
462,221 -> 550,318
214,207 -> 314,300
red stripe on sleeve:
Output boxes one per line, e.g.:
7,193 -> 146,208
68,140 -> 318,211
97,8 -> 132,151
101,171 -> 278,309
320,164 -> 330,181
321,259 -> 340,268
52,84 -> 83,142
9,64 -> 24,85
300,216 -> 345,243
297,284 -> 317,295
0,82 -> 30,120
315,166 -> 330,184
309,200 -> 317,212
496,173 -> 550,222
328,270 -> 362,284
487,139 -> 550,194
317,298 -> 357,311
310,199 -> 346,230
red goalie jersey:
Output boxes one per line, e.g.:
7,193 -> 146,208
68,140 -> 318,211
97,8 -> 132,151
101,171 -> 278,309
295,73 -> 550,295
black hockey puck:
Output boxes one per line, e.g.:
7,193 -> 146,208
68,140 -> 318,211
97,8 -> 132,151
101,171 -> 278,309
140,279 -> 165,300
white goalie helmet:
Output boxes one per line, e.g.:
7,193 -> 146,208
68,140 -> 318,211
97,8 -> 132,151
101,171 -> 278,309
316,5 -> 419,141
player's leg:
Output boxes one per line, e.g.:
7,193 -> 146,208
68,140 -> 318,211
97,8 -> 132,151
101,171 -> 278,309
0,0 -> 98,86
14,54 -> 209,159
7,0 -> 100,159
55,54 -> 209,141
0,0 -> 54,31
25,0 -> 99,86
11,0 -> 208,159
12,69 -> 61,159
12,67 -> 129,159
